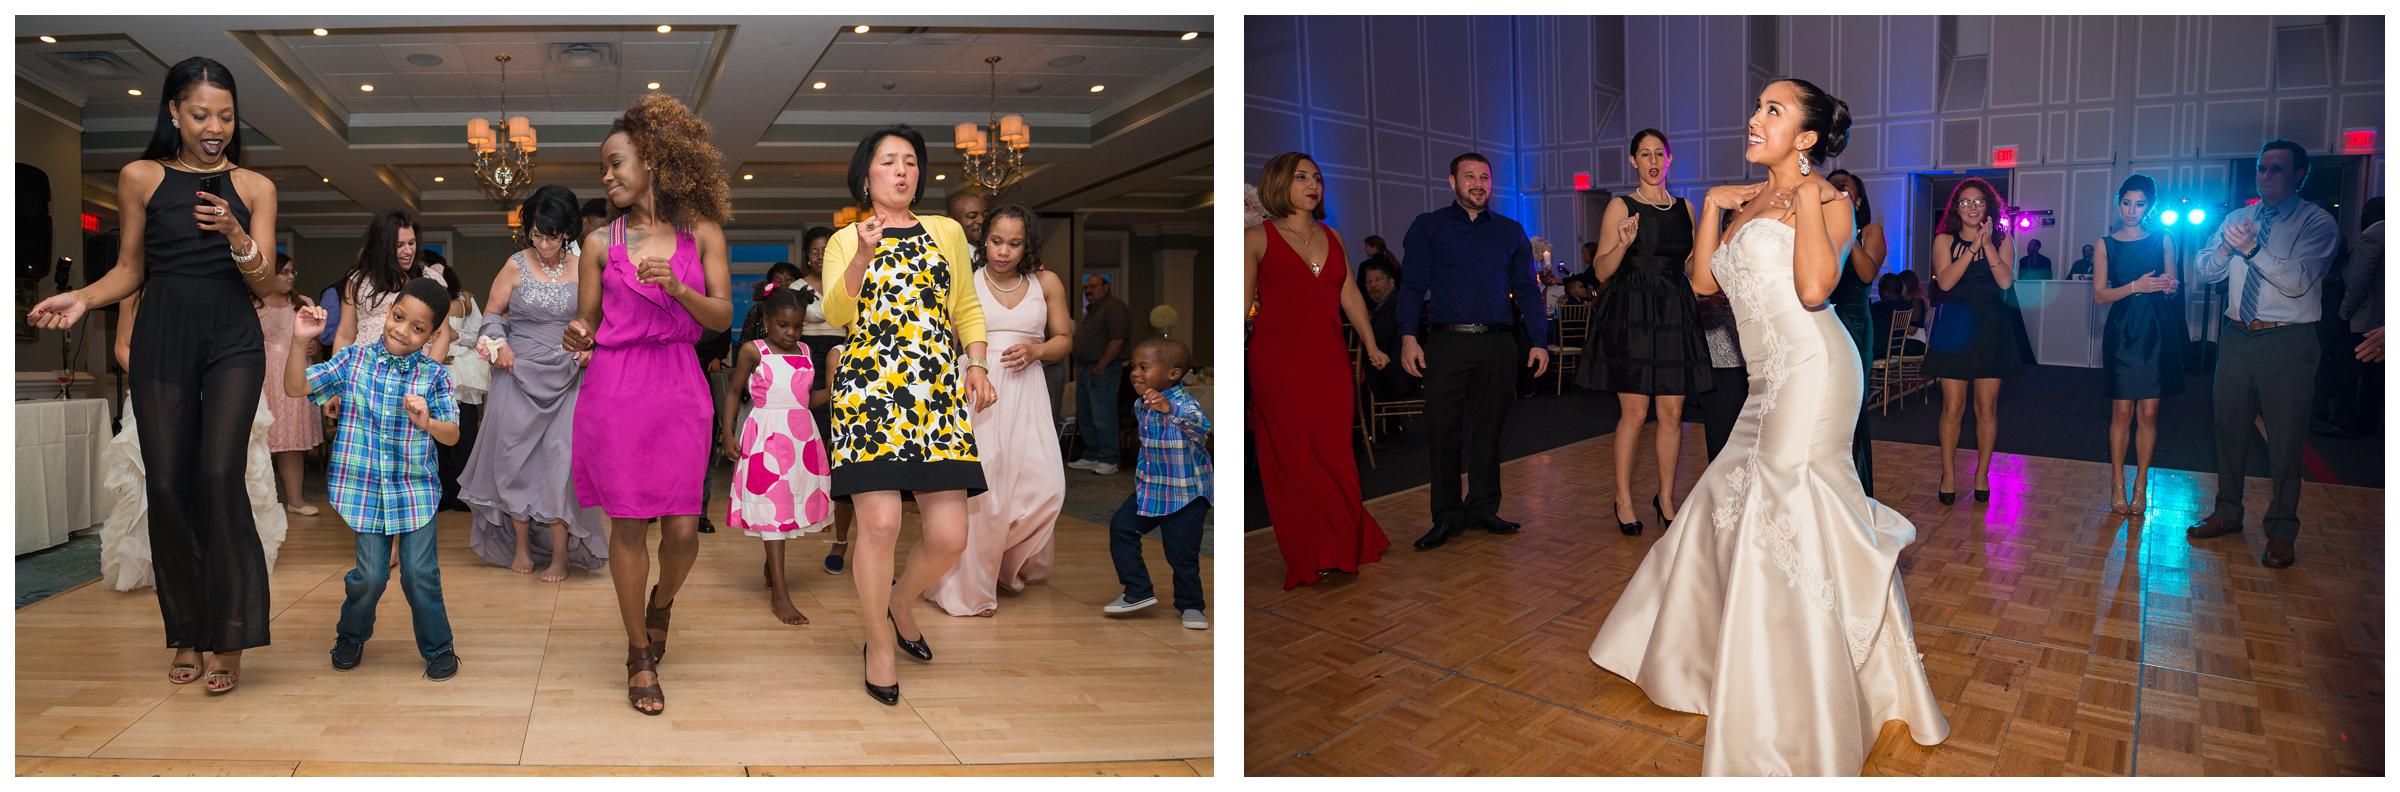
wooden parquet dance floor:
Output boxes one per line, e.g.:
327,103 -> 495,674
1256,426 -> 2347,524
1245,429 -> 2383,776
17,504 -> 1212,776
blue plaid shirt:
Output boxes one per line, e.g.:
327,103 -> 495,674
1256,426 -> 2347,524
307,341 -> 458,535
1133,384 -> 1211,516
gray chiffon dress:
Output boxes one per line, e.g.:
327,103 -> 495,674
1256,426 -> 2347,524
462,251 -> 609,569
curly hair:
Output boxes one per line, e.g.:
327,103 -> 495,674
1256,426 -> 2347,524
609,93 -> 731,230
1938,177 -> 2008,242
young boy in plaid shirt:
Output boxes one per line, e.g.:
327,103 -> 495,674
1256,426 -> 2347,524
285,278 -> 465,681
1102,338 -> 1212,630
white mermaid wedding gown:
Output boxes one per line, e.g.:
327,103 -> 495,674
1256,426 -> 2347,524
99,394 -> 288,591
1588,219 -> 1949,775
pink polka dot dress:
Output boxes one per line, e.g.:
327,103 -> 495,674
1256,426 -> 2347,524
730,339 -> 834,539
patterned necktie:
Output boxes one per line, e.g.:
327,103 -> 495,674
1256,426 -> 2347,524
2239,204 -> 2279,324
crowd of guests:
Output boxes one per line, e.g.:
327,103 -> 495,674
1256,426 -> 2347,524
30,56 -> 1209,714
1251,132 -> 2381,587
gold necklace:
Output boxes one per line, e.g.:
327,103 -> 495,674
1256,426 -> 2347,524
1279,220 -> 1324,276
169,152 -> 234,173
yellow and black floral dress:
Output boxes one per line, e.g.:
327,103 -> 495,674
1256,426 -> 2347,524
821,215 -> 989,497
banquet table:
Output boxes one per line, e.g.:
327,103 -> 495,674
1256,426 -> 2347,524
16,398 -> 113,555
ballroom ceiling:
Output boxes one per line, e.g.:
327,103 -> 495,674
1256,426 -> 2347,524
17,16 -> 1213,236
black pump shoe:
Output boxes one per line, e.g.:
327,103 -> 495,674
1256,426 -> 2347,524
1616,503 -> 1643,536
1974,488 -> 1991,503
1938,489 -> 1957,506
889,611 -> 932,662
862,646 -> 899,706
1652,495 -> 1674,531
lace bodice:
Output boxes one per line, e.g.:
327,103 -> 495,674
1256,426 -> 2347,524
1711,220 -> 1800,325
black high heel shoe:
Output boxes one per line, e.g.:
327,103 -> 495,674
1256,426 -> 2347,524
862,646 -> 899,706
1974,488 -> 1991,503
889,611 -> 932,662
1652,495 -> 1674,531
1616,503 -> 1643,536
1938,490 -> 1956,505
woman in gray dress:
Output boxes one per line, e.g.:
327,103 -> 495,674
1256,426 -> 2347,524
462,185 -> 609,580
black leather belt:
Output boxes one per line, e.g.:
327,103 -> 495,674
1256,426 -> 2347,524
1430,322 -> 1511,334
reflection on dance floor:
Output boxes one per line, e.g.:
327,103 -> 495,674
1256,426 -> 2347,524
18,502 -> 1212,773
1245,430 -> 2382,776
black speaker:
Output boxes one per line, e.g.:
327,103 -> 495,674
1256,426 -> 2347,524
18,163 -> 52,283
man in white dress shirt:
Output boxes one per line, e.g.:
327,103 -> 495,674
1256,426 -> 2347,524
2184,139 -> 2340,569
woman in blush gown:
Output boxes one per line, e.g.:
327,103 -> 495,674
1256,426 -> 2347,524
1588,79 -> 1948,776
1245,151 -> 1391,590
927,204 -> 1072,616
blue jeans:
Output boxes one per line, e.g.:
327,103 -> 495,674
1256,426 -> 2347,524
1108,496 -> 1208,612
1076,361 -> 1124,465
336,518 -> 454,662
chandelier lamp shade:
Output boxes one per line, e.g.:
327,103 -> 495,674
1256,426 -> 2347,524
466,54 -> 538,206
953,55 -> 1031,191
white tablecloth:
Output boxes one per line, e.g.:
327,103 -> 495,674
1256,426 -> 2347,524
16,398 -> 112,555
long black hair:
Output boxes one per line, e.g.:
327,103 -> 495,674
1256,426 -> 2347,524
347,209 -> 420,300
981,204 -> 1045,272
141,57 -> 243,164
1826,168 -> 1874,227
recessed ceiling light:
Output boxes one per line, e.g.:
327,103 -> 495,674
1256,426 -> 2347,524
312,28 -> 328,36
321,177 -> 330,183
126,88 -> 141,96
1181,32 -> 1199,41
741,173 -> 753,181
934,174 -> 946,181
1089,84 -> 1106,93
812,81 -> 827,90
433,176 -> 445,182
853,25 -> 870,34
359,84 -> 374,92
646,81 -> 661,90
656,25 -> 672,34
38,35 -> 56,43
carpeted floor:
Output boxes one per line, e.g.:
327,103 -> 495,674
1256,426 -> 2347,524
1246,362 -> 2382,531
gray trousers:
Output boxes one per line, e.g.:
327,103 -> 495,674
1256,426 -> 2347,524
2211,319 -> 2320,540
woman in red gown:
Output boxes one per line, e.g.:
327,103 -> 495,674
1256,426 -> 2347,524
1244,152 -> 1392,589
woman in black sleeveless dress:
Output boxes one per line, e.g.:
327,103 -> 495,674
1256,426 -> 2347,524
1924,178 -> 2021,505
2092,174 -> 2185,515
1586,129 -> 1711,535
28,58 -> 281,694
1825,170 -> 1885,496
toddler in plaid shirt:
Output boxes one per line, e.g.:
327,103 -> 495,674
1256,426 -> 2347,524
1102,338 -> 1212,630
285,277 -> 465,681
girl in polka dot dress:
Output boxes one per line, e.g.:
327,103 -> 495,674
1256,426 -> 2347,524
718,281 -> 836,626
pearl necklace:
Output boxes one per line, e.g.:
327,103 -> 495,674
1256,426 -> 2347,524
986,270 -> 1027,294
1629,186 -> 1675,211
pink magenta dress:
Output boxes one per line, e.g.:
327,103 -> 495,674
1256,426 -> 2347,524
926,268 -> 1064,615
256,303 -> 324,453
729,339 -> 834,537
571,216 -> 710,518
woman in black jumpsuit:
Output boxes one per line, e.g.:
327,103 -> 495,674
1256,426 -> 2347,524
29,57 -> 281,694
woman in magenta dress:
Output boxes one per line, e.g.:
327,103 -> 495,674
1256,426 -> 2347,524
561,94 -> 733,717
1244,151 -> 1391,589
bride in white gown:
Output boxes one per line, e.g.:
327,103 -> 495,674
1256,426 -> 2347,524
99,292 -> 287,591
1588,78 -> 1948,775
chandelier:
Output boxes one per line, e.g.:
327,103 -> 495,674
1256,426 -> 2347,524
951,56 -> 1031,191
465,54 -> 537,207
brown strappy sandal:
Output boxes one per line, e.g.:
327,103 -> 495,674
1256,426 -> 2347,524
644,585 -> 673,663
625,645 -> 664,716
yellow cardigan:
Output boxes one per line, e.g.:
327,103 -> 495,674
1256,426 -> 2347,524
820,213 -> 987,346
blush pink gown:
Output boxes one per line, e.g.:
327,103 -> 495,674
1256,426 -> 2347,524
926,268 -> 1064,615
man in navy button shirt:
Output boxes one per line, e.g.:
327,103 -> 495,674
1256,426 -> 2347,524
1396,152 -> 1549,551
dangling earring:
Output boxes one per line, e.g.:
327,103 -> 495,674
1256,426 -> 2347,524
173,119 -> 181,129
1797,154 -> 1812,177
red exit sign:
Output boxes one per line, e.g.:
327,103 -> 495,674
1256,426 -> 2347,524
79,212 -> 99,232
1992,146 -> 2019,168
1573,172 -> 1593,191
2344,128 -> 2377,153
